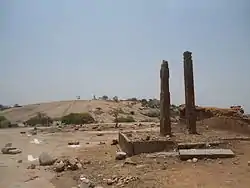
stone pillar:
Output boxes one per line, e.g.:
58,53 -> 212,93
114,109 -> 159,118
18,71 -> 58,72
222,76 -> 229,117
183,51 -> 197,134
160,60 -> 171,136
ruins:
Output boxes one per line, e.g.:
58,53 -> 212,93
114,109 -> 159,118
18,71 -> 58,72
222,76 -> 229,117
160,60 -> 171,136
183,51 -> 197,134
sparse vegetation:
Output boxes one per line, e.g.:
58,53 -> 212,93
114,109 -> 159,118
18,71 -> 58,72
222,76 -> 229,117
113,96 -> 119,102
128,97 -> 138,101
0,115 -> 17,128
25,112 -> 53,127
141,109 -> 160,118
101,95 -> 109,100
116,115 -> 135,123
61,112 -> 95,125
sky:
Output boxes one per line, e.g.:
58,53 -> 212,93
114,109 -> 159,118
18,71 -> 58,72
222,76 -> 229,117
1,0 -> 250,111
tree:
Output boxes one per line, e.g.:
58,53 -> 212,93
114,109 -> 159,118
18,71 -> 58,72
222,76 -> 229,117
113,96 -> 119,102
101,95 -> 109,100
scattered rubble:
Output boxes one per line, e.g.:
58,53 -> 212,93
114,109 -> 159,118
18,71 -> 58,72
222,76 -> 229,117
53,157 -> 83,172
111,139 -> 118,145
27,163 -> 36,169
104,175 -> 139,186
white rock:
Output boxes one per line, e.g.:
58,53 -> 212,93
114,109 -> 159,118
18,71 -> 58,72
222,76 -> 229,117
115,151 -> 127,160
192,158 -> 198,163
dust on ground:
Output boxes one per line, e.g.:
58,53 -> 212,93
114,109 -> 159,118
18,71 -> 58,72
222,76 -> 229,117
0,120 -> 250,188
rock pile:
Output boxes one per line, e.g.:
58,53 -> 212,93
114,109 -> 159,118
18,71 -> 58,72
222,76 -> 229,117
53,157 -> 83,172
105,175 -> 139,186
1,143 -> 22,155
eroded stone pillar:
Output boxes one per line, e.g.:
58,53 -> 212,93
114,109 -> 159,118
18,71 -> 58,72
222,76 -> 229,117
183,51 -> 197,134
160,60 -> 171,136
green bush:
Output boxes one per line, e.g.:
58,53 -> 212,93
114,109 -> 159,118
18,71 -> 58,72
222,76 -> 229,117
0,116 -> 14,128
115,115 -> 135,123
142,109 -> 160,118
61,113 -> 95,125
25,113 -> 52,126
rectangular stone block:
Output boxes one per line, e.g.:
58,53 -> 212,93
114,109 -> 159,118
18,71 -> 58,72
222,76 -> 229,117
179,148 -> 235,160
118,132 -> 175,156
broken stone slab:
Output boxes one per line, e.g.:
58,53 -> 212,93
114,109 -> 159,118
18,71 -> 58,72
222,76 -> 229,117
1,147 -> 22,154
177,141 -> 227,149
220,136 -> 250,141
179,149 -> 235,160
146,151 -> 179,158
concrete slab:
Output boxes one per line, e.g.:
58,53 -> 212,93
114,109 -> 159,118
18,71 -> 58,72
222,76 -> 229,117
179,149 -> 235,160
177,141 -> 226,149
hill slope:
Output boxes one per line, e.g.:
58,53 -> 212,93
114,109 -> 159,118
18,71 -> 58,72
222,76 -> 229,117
1,100 -> 162,123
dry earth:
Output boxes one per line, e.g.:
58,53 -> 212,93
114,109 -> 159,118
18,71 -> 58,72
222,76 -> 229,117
1,100 -> 161,123
0,121 -> 250,188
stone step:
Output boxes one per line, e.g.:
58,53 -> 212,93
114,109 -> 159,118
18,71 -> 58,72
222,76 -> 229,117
179,148 -> 235,160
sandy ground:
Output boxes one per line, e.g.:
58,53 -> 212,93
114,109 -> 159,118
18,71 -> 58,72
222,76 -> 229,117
0,125 -> 250,188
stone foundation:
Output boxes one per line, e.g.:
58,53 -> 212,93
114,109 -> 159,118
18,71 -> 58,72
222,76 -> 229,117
118,132 -> 175,156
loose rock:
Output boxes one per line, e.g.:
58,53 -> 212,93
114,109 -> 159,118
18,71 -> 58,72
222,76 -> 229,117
115,151 -> 127,160
192,158 -> 198,163
68,141 -> 80,145
39,152 -> 56,166
111,139 -> 118,145
27,164 -> 36,169
124,158 -> 136,165
54,160 -> 65,172
96,133 -> 104,136
248,161 -> 250,166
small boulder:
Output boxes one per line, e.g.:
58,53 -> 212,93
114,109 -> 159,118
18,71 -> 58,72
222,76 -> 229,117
115,151 -> 127,160
96,133 -> 103,136
192,158 -> 198,163
39,152 -> 56,166
248,161 -> 250,166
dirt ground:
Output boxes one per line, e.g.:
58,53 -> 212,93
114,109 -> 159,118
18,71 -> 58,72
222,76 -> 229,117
0,122 -> 250,188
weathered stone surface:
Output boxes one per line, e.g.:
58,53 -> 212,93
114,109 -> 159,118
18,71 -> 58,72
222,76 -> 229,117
160,60 -> 171,136
146,151 -> 179,158
179,149 -> 235,160
1,147 -> 22,154
177,141 -> 226,149
115,151 -> 127,160
39,152 -> 56,166
183,51 -> 197,133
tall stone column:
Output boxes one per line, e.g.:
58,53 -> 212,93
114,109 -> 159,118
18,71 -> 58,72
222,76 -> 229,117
183,51 -> 197,134
160,60 -> 171,136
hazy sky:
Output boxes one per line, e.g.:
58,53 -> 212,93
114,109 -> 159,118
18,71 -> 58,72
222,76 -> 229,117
1,0 -> 250,111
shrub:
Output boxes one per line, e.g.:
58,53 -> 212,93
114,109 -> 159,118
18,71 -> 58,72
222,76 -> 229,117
61,113 -> 95,125
101,95 -> 109,100
113,96 -> 119,102
141,109 -> 160,118
25,113 -> 53,126
0,116 -> 17,128
140,99 -> 148,107
128,98 -> 138,101
116,115 -> 135,123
